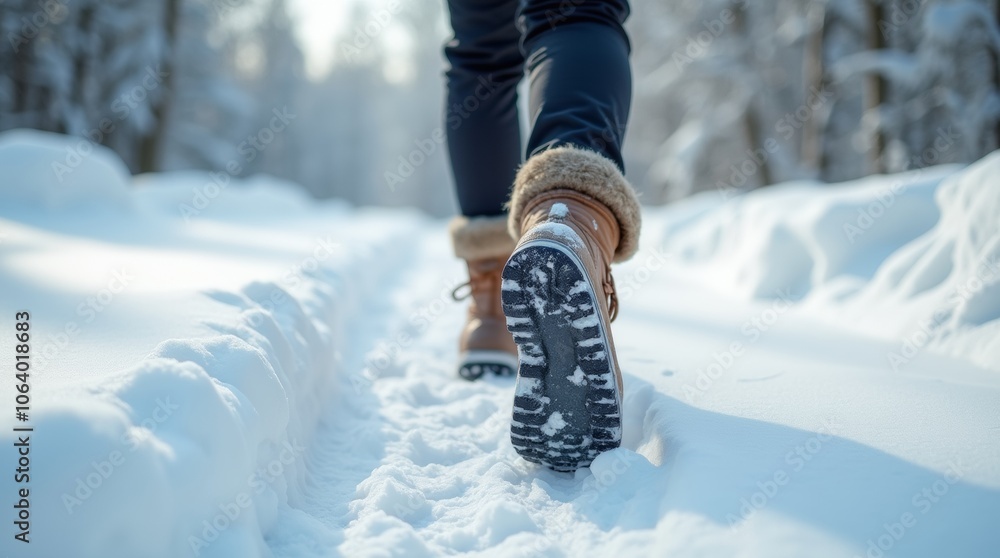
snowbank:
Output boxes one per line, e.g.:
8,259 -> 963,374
0,130 -> 418,558
0,129 -> 132,210
1,129 -> 997,558
657,153 -> 1000,371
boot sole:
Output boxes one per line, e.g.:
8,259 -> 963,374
458,351 -> 517,381
501,239 -> 622,471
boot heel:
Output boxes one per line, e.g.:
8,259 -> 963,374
501,239 -> 622,471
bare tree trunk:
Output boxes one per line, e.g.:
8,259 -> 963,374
802,2 -> 827,176
137,0 -> 180,173
733,2 -> 772,187
71,6 -> 95,134
864,0 -> 887,173
742,106 -> 772,186
995,0 -> 1000,149
11,7 -> 33,117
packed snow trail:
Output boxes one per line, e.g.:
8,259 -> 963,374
1,132 -> 998,558
266,221 -> 1000,557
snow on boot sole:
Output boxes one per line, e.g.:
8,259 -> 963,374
501,239 -> 622,471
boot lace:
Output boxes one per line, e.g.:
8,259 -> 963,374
604,268 -> 619,322
451,281 -> 471,301
452,258 -> 503,302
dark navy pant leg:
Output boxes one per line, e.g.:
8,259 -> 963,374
444,0 -> 524,218
444,0 -> 633,217
518,0 -> 633,172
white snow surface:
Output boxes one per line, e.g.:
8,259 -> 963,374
548,203 -> 569,219
1,130 -> 998,558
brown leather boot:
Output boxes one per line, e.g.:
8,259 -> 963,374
450,215 -> 518,380
502,146 -> 641,471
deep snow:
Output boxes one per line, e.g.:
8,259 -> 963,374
0,129 -> 998,558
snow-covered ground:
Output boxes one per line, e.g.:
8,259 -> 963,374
1,129 -> 998,558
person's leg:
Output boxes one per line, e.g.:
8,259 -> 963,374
518,0 -> 632,170
444,0 -> 524,218
502,0 -> 641,471
444,0 -> 524,380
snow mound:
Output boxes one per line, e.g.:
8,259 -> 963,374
662,153 -> 1000,371
27,274 -> 344,557
3,131 -> 998,558
0,129 -> 132,210
134,171 -> 330,221
846,153 -> 1000,369
664,167 -> 953,299
0,131 -> 422,557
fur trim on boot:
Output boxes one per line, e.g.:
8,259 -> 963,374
450,215 -> 516,261
507,146 -> 641,262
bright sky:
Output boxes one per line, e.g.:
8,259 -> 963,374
286,0 -> 354,79
286,0 -> 426,83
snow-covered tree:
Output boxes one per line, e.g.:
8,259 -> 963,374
227,0 -> 304,181
1,0 -> 170,171
628,0 -> 999,202
830,0 -> 1000,175
629,0 -> 801,201
3,0 -> 997,211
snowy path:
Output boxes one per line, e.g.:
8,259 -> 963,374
267,225 -> 1000,558
2,134 -> 999,558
